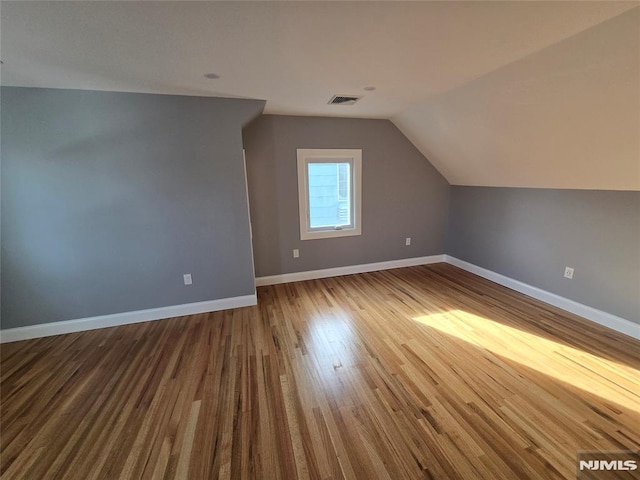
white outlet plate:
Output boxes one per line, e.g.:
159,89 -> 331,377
293,249 -> 299,258
405,237 -> 411,246
183,273 -> 193,285
564,267 -> 574,279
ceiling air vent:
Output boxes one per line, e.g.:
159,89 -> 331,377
328,95 -> 362,106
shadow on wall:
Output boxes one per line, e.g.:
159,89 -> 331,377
243,119 -> 284,273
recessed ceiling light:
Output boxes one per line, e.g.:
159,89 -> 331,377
364,86 -> 376,91
204,73 -> 220,79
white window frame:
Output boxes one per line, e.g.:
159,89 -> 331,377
297,148 -> 362,240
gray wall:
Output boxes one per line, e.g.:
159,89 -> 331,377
448,187 -> 640,322
243,115 -> 450,277
1,87 -> 265,329
4,90 -> 635,330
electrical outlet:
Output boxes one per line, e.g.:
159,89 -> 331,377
563,267 -> 574,279
293,249 -> 299,258
183,273 -> 193,285
405,237 -> 411,246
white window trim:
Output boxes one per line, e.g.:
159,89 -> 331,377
297,148 -> 362,241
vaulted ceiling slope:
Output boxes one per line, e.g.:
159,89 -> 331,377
393,6 -> 640,190
2,1 -> 638,190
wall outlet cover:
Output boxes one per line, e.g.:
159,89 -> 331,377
564,267 -> 574,279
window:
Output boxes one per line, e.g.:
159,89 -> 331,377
297,149 -> 362,240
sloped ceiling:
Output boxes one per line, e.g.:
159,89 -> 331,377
393,7 -> 640,190
2,1 -> 639,190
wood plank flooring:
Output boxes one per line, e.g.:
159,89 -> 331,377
1,263 -> 639,479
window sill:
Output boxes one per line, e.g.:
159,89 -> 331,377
301,227 -> 362,241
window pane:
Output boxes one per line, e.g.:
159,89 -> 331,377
337,163 -> 349,201
308,162 -> 351,228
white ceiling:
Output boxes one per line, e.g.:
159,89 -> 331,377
2,1 -> 639,189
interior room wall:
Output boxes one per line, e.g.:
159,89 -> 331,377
447,186 -> 640,322
242,115 -> 450,278
1,87 -> 264,329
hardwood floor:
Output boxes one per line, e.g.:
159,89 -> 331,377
1,263 -> 639,479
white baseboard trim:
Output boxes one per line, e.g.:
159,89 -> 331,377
4,256 -> 636,343
255,255 -> 446,287
0,294 -> 257,344
445,255 -> 639,340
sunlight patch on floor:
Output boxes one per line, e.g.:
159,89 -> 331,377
412,310 -> 640,412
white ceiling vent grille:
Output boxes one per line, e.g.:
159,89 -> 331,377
328,95 -> 362,106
